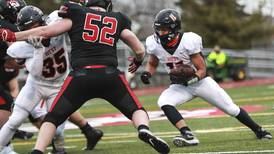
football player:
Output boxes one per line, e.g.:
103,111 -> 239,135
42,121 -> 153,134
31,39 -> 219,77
0,0 -> 171,153
0,5 -> 103,154
141,9 -> 272,147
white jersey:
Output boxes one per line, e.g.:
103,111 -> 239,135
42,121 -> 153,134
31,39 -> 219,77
146,32 -> 240,117
146,32 -> 203,73
7,11 -> 70,87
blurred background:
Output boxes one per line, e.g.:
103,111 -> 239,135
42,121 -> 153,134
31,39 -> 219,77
21,0 -> 274,88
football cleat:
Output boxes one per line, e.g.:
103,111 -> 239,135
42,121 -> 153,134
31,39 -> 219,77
255,128 -> 272,139
138,129 -> 170,154
13,130 -> 34,140
84,129 -> 103,150
173,130 -> 199,147
0,144 -> 18,154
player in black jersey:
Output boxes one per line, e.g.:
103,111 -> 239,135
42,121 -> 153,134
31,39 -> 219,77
0,0 -> 170,153
0,0 -> 35,153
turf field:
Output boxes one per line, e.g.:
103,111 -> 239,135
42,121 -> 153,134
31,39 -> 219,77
13,84 -> 274,154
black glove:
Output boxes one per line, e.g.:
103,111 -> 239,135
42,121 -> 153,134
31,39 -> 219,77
128,56 -> 143,73
140,71 -> 152,84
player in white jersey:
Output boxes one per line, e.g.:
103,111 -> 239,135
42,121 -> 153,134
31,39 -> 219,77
141,9 -> 272,147
0,5 -> 103,154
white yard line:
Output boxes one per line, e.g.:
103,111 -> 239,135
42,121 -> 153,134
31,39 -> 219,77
174,150 -> 274,154
13,124 -> 274,146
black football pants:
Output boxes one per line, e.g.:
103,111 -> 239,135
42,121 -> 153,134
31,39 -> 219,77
44,66 -> 144,127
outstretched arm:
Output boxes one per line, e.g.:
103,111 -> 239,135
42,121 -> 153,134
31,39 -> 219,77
0,19 -> 72,42
145,54 -> 159,76
15,19 -> 72,41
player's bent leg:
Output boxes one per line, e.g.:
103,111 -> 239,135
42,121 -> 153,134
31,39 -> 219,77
68,111 -> 103,150
161,105 -> 199,147
33,122 -> 57,153
132,110 -> 170,154
52,122 -> 66,154
0,105 -> 29,147
235,108 -> 272,139
199,77 -> 272,140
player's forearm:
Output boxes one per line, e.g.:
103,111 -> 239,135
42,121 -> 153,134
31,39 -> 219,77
15,26 -> 50,41
195,69 -> 206,79
146,64 -> 157,75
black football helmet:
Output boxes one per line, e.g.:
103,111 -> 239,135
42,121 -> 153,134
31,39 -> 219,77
153,9 -> 181,45
80,0 -> 112,12
0,0 -> 26,23
16,5 -> 45,31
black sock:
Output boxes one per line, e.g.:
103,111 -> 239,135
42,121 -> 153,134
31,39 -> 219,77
30,149 -> 43,154
180,126 -> 191,135
236,108 -> 260,132
80,123 -> 93,135
138,124 -> 149,131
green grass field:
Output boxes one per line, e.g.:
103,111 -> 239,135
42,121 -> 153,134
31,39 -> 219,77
13,84 -> 274,154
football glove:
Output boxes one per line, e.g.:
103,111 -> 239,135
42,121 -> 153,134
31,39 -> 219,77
128,56 -> 143,73
140,71 -> 152,84
27,36 -> 44,48
0,28 -> 16,42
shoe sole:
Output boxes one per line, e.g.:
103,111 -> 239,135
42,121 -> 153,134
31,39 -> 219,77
257,135 -> 273,139
139,131 -> 170,154
173,137 -> 199,147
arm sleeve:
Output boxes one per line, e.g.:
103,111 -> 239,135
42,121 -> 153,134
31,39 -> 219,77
24,47 -> 44,77
145,35 -> 157,55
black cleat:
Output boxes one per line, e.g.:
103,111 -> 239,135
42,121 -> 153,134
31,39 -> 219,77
138,129 -> 170,154
13,130 -> 34,140
173,130 -> 199,147
84,129 -> 103,150
255,128 -> 272,139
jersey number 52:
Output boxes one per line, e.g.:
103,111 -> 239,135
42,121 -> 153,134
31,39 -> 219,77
82,13 -> 118,46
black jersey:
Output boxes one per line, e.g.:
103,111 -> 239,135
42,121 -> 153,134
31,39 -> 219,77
0,19 -> 19,83
59,2 -> 131,69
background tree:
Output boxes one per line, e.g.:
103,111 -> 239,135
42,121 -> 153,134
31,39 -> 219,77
179,0 -> 274,49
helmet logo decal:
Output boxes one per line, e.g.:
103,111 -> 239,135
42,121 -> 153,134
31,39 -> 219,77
169,13 -> 176,22
7,0 -> 20,8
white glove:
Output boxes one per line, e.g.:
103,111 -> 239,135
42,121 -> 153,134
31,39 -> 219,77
27,36 -> 44,48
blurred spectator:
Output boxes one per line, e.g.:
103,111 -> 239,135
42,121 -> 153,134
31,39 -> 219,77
207,45 -> 228,68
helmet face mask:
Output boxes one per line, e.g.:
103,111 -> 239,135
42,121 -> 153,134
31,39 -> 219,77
0,0 -> 26,23
16,5 -> 45,31
153,9 -> 181,45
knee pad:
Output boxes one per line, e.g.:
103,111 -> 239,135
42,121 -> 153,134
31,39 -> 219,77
161,105 -> 183,126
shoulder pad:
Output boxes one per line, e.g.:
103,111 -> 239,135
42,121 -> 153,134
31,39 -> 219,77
146,35 -> 158,54
46,10 -> 61,25
182,32 -> 202,52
